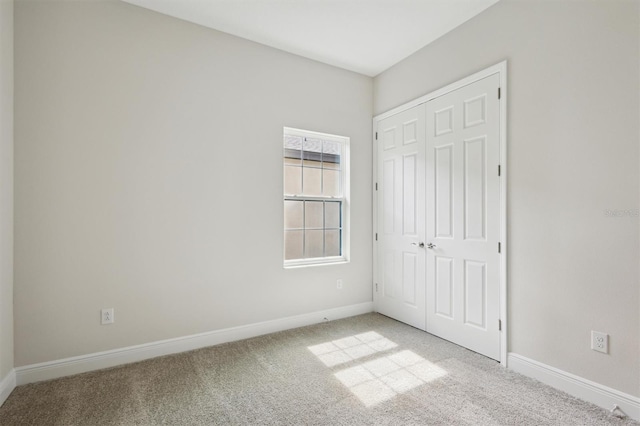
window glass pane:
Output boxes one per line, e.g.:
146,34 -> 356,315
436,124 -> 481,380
284,166 -> 302,195
323,141 -> 341,170
323,169 -> 340,197
303,137 -> 323,166
284,150 -> 302,167
284,135 -> 302,165
325,230 -> 341,257
284,230 -> 304,260
325,201 -> 341,229
305,201 -> 323,229
303,167 -> 322,196
305,230 -> 324,258
284,200 -> 303,229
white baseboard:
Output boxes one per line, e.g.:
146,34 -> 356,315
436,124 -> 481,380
15,302 -> 374,386
508,353 -> 640,421
0,369 -> 16,407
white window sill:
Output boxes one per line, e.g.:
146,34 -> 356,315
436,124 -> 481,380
283,257 -> 349,269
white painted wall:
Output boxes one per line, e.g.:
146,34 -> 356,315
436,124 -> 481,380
0,0 -> 14,381
374,0 -> 639,397
14,0 -> 372,366
12,0 -> 639,403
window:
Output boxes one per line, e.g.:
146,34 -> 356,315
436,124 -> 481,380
283,127 -> 349,267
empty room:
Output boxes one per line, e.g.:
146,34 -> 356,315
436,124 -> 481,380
0,0 -> 639,424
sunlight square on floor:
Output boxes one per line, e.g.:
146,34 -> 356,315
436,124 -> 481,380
335,350 -> 447,407
307,331 -> 398,367
308,332 -> 447,407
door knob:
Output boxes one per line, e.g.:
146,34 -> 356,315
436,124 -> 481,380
411,242 -> 425,248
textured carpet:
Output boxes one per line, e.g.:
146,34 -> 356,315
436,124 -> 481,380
0,313 -> 637,425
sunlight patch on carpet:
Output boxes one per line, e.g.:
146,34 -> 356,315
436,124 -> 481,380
307,331 -> 398,367
308,332 -> 447,407
335,350 -> 447,407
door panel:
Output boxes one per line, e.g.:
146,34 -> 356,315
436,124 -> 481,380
464,136 -> 486,240
426,73 -> 501,360
435,145 -> 453,238
435,256 -> 453,318
464,260 -> 486,328
403,154 -> 417,235
376,104 -> 426,330
402,252 -> 417,305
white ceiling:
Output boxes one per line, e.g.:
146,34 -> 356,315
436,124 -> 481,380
122,0 -> 499,77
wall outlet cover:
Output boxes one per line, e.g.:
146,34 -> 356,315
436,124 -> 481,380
591,331 -> 608,354
101,308 -> 114,325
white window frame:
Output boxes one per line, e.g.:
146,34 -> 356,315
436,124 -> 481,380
283,127 -> 350,268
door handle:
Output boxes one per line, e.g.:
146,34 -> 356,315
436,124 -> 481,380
426,243 -> 436,249
411,242 -> 425,248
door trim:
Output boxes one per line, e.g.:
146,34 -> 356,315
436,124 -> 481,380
373,61 -> 508,366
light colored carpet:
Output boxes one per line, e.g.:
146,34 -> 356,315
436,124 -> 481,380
0,313 -> 637,425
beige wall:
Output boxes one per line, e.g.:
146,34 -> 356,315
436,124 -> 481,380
14,0 -> 372,366
12,0 -> 639,400
0,0 -> 14,381
375,0 -> 639,396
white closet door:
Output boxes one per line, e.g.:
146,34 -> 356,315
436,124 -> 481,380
375,104 -> 426,330
425,73 -> 501,360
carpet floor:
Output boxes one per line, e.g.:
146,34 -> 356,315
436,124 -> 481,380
0,313 -> 637,425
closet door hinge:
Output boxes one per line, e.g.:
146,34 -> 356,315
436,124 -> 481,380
498,319 -> 502,331
375,182 -> 378,191
498,242 -> 501,253
375,233 -> 378,241
498,165 -> 501,176
375,132 -> 378,140
375,283 -> 378,292
498,87 -> 501,99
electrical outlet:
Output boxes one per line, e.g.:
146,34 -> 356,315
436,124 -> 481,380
101,308 -> 114,325
337,279 -> 343,290
591,331 -> 608,354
